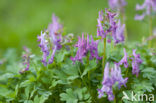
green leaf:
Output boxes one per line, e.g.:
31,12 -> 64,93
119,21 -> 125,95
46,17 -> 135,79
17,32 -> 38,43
33,95 -> 40,103
142,67 -> 156,80
132,79 -> 154,92
0,73 -> 14,81
56,50 -> 68,63
60,87 -> 91,103
81,60 -> 97,78
20,80 -> 32,88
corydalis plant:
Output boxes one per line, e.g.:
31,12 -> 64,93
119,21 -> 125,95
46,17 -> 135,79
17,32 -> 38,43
98,63 -> 128,101
48,14 -> 63,64
71,33 -> 101,64
118,48 -> 128,68
37,14 -> 63,66
131,49 -> 143,77
108,0 -> 127,12
97,9 -> 125,44
37,31 -> 49,66
97,10 -> 107,38
19,46 -> 31,74
135,0 -> 156,20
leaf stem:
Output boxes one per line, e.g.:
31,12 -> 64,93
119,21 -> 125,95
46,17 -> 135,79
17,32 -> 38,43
102,38 -> 107,70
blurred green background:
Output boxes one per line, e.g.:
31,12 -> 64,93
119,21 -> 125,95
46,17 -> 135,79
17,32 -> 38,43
0,0 -> 156,55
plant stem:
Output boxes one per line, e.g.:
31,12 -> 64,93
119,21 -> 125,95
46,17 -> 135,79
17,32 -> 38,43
111,40 -> 113,53
148,15 -> 153,48
113,90 -> 116,103
102,38 -> 107,70
78,63 -> 88,88
87,55 -> 91,91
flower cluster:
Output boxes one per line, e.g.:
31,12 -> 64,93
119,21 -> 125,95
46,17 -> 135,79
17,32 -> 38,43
97,10 -> 107,38
118,48 -> 128,68
131,49 -> 143,77
37,14 -> 63,66
97,9 -> 125,44
37,31 -> 49,66
135,0 -> 156,20
71,33 -> 102,64
48,14 -> 63,64
98,63 -> 128,101
108,0 -> 127,12
19,46 -> 31,74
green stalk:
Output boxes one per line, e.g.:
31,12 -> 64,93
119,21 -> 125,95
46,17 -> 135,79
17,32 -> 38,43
113,89 -> 116,103
87,54 -> 91,90
78,63 -> 88,88
102,38 -> 107,70
148,15 -> 153,48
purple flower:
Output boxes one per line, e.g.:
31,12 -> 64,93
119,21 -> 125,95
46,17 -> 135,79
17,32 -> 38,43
135,0 -> 156,20
19,47 -> 31,74
118,48 -> 128,68
97,10 -> 107,38
71,34 -> 101,64
98,63 -> 114,101
131,49 -> 143,77
106,10 -> 125,44
98,62 -> 128,101
89,35 -> 102,60
108,0 -> 127,12
106,9 -> 117,33
113,21 -> 125,44
37,31 -> 49,66
111,64 -> 128,89
48,14 -> 63,64
71,33 -> 87,63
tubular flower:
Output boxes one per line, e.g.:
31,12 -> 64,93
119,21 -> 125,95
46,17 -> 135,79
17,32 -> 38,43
71,33 -> 87,63
111,64 -> 128,89
118,48 -> 128,68
106,10 -> 125,44
97,63 -> 114,101
131,49 -> 143,77
97,10 -> 107,38
96,9 -> 125,44
113,21 -> 125,44
48,14 -> 63,64
19,47 -> 31,74
71,34 -> 101,64
108,0 -> 127,11
135,0 -> 156,20
37,31 -> 49,66
89,35 -> 102,60
98,63 -> 128,101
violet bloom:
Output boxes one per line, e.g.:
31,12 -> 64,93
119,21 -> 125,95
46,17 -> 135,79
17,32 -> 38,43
97,10 -> 106,38
111,64 -> 128,89
71,34 -> 101,64
19,47 -> 31,74
106,9 -> 117,35
71,33 -> 87,63
98,63 -> 114,101
106,10 -> 125,44
98,63 -> 128,101
109,0 -> 127,11
131,49 -> 143,77
135,0 -> 156,20
118,48 -> 128,68
37,31 -> 49,66
113,21 -> 125,44
89,35 -> 102,60
48,14 -> 63,64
